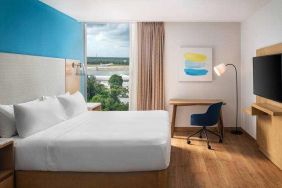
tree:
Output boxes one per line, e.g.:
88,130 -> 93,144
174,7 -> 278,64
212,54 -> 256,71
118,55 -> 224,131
87,76 -> 96,101
108,74 -> 123,88
87,74 -> 129,111
87,75 -> 109,101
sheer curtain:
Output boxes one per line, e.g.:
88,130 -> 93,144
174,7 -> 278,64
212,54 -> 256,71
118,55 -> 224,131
136,22 -> 165,110
129,23 -> 138,111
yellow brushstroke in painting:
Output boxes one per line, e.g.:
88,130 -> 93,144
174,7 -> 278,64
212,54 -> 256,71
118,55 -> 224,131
184,53 -> 207,62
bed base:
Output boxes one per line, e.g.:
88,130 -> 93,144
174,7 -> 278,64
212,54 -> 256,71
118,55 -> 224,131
15,170 -> 168,188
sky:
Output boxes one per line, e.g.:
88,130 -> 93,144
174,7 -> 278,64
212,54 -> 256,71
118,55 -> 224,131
87,23 -> 129,58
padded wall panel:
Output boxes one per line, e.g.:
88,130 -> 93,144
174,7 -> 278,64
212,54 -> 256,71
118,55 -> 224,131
0,53 -> 65,104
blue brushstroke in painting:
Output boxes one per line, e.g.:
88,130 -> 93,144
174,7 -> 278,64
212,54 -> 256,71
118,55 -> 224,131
184,69 -> 208,76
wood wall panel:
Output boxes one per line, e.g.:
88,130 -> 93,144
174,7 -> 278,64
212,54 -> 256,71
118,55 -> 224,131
255,43 -> 282,170
65,59 -> 80,94
256,43 -> 282,57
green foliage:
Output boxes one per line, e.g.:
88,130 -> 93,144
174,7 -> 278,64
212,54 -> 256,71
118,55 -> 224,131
87,76 -> 96,101
87,75 -> 129,111
87,76 -> 108,101
87,57 -> 129,65
108,74 -> 123,88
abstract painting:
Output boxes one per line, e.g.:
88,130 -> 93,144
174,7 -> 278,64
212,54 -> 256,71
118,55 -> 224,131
178,47 -> 212,81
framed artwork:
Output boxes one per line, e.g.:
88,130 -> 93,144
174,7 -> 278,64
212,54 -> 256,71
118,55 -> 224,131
178,47 -> 213,81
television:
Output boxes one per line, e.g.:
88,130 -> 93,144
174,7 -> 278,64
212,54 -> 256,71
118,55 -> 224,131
253,54 -> 282,102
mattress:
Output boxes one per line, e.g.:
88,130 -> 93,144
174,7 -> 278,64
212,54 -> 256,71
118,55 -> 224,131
14,111 -> 171,172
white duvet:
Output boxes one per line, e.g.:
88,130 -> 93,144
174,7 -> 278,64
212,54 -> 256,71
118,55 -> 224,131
15,111 -> 171,172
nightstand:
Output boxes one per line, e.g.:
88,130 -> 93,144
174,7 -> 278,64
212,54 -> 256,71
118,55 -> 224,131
0,140 -> 14,188
87,103 -> 102,111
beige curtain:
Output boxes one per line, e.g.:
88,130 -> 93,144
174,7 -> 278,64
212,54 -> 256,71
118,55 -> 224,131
137,22 -> 165,110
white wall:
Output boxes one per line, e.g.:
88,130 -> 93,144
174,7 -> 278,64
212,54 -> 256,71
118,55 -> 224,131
165,22 -> 241,127
241,0 -> 282,138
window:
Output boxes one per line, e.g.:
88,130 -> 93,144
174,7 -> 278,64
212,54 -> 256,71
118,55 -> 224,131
86,23 -> 130,111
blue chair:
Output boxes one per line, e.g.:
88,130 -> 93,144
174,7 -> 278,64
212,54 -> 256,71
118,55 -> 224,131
187,102 -> 223,149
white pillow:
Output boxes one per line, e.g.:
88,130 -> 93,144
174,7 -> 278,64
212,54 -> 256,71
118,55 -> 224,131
14,98 -> 66,138
57,91 -> 87,119
43,92 -> 70,101
0,105 -> 16,138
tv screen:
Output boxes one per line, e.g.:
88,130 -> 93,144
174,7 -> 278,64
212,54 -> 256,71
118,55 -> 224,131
253,54 -> 282,102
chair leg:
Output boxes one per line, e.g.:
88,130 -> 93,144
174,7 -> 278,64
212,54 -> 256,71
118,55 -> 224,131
205,128 -> 223,143
199,130 -> 202,138
187,128 -> 203,144
188,129 -> 203,139
203,128 -> 211,149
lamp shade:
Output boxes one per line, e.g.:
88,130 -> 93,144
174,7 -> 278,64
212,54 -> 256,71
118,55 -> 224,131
214,63 -> 226,76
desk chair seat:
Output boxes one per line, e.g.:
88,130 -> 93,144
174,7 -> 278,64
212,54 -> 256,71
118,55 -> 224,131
187,102 -> 223,149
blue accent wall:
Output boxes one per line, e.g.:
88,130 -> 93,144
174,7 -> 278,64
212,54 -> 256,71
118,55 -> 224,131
0,0 -> 85,93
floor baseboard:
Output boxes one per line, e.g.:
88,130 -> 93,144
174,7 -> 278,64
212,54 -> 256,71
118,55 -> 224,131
174,127 -> 257,142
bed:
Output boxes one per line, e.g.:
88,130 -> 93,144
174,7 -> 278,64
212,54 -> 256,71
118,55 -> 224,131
15,111 -> 170,188
15,110 -> 170,172
0,53 -> 171,188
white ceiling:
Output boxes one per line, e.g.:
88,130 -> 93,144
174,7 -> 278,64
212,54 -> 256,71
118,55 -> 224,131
41,0 -> 271,22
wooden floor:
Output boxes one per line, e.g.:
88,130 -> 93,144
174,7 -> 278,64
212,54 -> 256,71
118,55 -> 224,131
169,131 -> 282,188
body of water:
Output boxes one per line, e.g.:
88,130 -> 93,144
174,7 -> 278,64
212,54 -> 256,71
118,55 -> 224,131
87,69 -> 129,76
87,66 -> 129,77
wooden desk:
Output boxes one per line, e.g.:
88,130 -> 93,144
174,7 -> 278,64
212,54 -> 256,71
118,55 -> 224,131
169,99 -> 225,138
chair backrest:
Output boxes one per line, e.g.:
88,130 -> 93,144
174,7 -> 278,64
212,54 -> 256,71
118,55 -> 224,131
205,102 -> 223,125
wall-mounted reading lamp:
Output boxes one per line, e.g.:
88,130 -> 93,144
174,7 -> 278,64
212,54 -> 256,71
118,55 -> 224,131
72,62 -> 85,76
214,63 -> 243,135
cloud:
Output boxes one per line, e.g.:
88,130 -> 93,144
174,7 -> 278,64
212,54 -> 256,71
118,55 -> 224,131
87,23 -> 129,57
